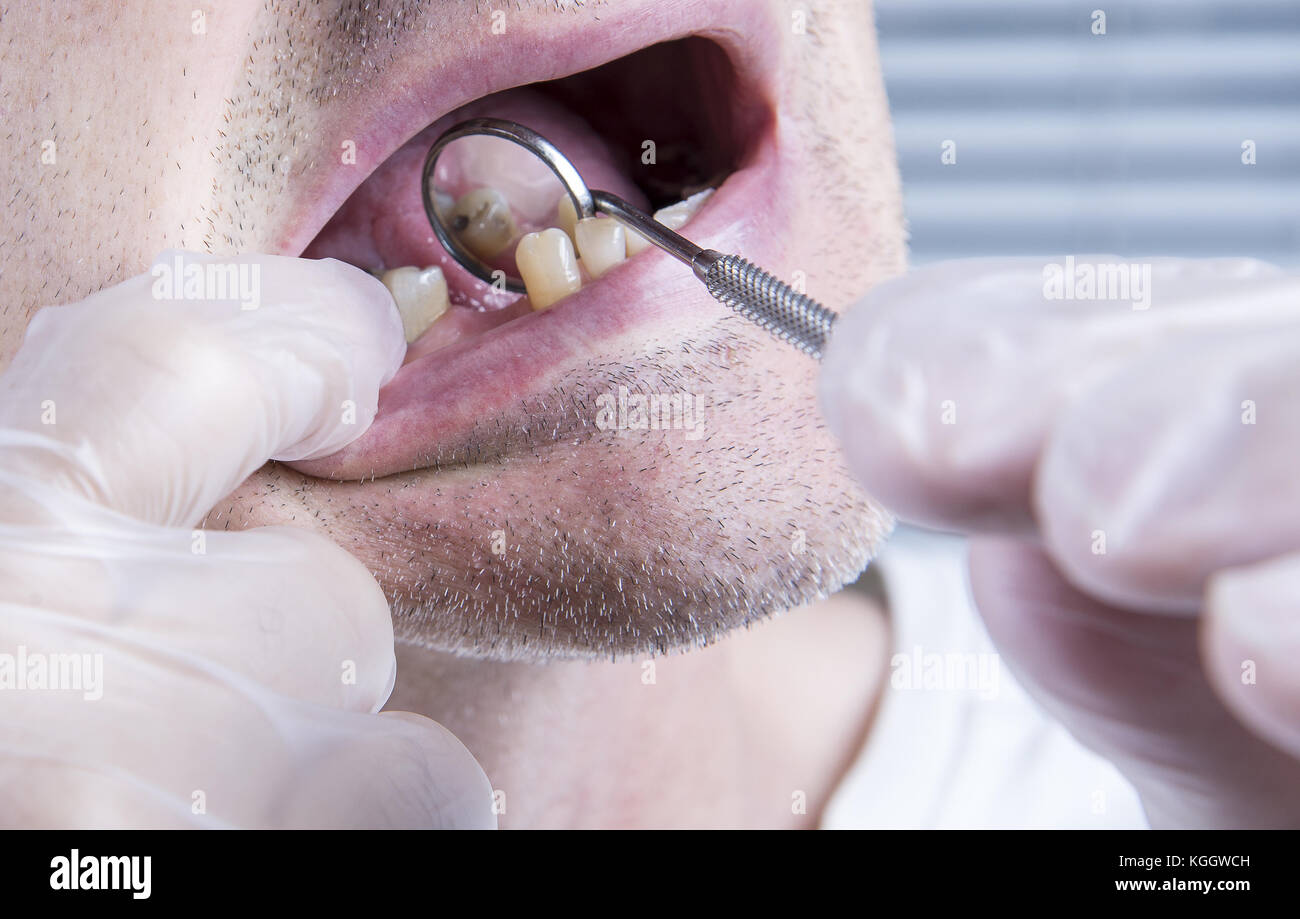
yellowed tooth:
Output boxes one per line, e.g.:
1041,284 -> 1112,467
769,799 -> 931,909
515,228 -> 581,310
574,217 -> 626,279
626,187 -> 716,256
433,190 -> 455,220
381,266 -> 450,343
625,229 -> 652,257
556,195 -> 579,245
450,187 -> 518,260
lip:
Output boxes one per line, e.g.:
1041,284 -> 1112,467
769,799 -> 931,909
283,1 -> 791,481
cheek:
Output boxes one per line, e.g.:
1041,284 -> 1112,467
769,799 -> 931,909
0,3 -> 280,344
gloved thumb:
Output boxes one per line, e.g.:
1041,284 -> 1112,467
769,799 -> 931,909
817,256 -> 1298,536
0,251 -> 404,527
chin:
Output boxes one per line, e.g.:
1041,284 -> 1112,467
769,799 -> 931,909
208,0 -> 904,659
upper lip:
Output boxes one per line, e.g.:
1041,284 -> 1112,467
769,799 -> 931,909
282,0 -> 789,482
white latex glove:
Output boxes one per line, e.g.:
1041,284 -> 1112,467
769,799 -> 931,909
0,251 -> 494,828
820,256 -> 1300,828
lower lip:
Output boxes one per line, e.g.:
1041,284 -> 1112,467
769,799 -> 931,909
287,124 -> 788,482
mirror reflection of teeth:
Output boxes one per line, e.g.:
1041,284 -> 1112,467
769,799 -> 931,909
516,227 -> 582,310
380,265 -> 450,342
450,187 -> 518,259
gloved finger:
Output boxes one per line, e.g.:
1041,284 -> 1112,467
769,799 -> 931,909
1037,330 -> 1300,612
222,708 -> 497,829
0,657 -> 495,828
0,512 -> 398,712
968,537 -> 1300,828
1203,551 -> 1300,761
305,710 -> 497,830
137,526 -> 398,712
0,588 -> 486,828
819,257 -> 1298,534
0,251 -> 404,527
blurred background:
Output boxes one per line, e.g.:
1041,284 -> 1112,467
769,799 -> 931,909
874,0 -> 1300,267
832,3 -> 1298,828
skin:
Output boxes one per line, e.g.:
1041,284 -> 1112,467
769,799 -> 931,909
0,0 -> 903,826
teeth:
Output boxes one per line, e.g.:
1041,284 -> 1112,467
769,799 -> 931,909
626,187 -> 715,256
574,217 -> 626,279
515,228 -> 581,310
654,188 -> 716,231
556,195 -> 579,245
449,187 -> 518,260
625,231 -> 651,256
380,266 -> 450,343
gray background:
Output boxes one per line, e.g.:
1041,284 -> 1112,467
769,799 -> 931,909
874,0 -> 1300,266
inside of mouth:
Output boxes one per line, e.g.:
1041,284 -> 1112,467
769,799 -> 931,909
303,36 -> 762,357
535,37 -> 745,210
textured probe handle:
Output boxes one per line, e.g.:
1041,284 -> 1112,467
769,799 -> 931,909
700,253 -> 838,360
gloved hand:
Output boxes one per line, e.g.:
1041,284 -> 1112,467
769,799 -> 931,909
0,251 -> 494,828
820,256 -> 1300,828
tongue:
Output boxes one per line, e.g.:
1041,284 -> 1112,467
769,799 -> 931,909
303,87 -> 648,310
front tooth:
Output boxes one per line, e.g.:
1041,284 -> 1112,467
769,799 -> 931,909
556,195 -> 579,245
626,187 -> 716,256
515,228 -> 581,310
574,217 -> 626,279
380,266 -> 450,343
450,187 -> 518,260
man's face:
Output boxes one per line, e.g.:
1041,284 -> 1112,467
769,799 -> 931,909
1,0 -> 902,658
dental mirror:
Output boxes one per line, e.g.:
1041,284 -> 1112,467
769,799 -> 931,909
423,120 -> 594,294
422,117 -> 839,359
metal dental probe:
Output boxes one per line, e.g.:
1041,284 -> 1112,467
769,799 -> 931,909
422,118 -> 838,360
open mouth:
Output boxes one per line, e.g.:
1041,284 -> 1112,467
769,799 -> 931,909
286,18 -> 785,482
